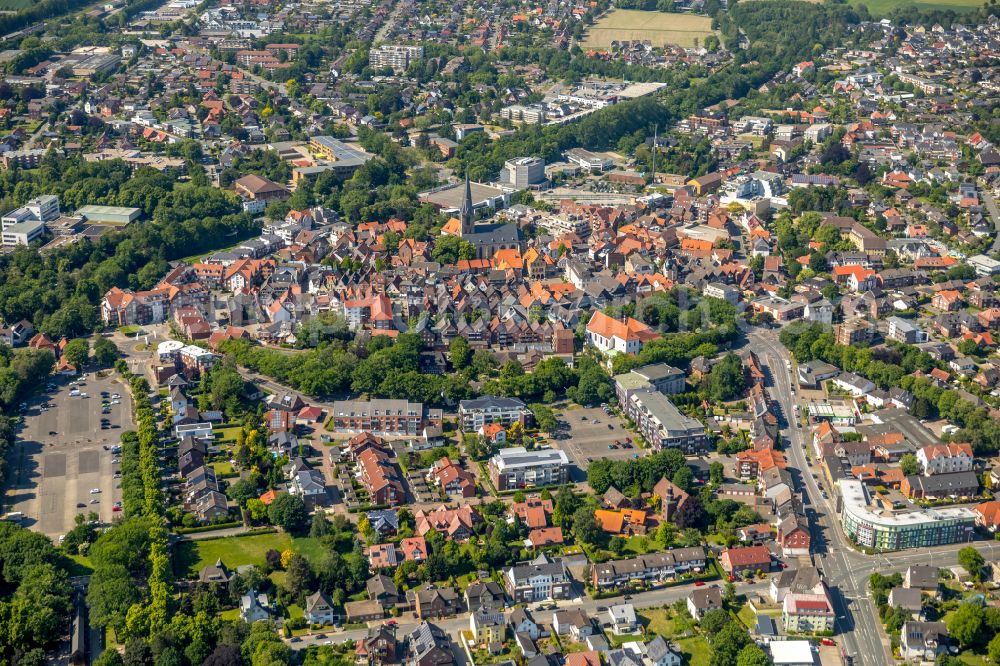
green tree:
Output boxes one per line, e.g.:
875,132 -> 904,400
735,643 -> 770,666
947,603 -> 984,648
267,494 -> 309,535
700,608 -> 729,632
571,506 -> 601,546
93,336 -> 119,366
959,546 -> 985,583
987,633 -> 1000,664
449,336 -> 471,370
899,453 -> 920,477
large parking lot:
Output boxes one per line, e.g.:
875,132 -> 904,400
5,371 -> 131,539
551,406 -> 644,482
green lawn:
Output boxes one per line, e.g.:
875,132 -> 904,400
117,325 -> 143,336
173,533 -> 325,577
67,554 -> 94,576
214,426 -> 243,441
851,0 -> 984,13
211,461 -> 236,476
639,608 -> 676,636
180,240 -> 247,264
676,636 -> 711,666
623,536 -> 662,555
0,0 -> 33,10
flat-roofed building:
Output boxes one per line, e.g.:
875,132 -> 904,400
624,391 -> 708,452
614,363 -> 686,406
837,479 -> 976,551
565,148 -> 612,172
459,396 -> 533,431
369,44 -> 423,72
76,205 -> 142,225
488,446 -> 569,491
1,219 -> 45,246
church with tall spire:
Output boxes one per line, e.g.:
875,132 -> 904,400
459,171 -> 475,237
439,172 -> 522,259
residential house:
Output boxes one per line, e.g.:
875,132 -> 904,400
304,590 -> 337,625
406,622 -> 455,666
719,545 -> 771,576
414,586 -> 461,619
240,589 -> 271,623
356,625 -> 398,666
504,553 -> 572,602
917,442 -> 974,475
605,603 -> 638,635
687,586 -> 723,619
469,608 -> 506,645
553,609 -> 594,640
900,622 -> 949,661
509,607 -> 540,639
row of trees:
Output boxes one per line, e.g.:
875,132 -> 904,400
117,367 -> 164,519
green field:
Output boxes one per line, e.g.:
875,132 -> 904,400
173,532 -> 326,577
851,0 -> 984,13
582,9 -> 715,49
0,0 -> 32,10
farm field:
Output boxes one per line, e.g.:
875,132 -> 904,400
581,9 -> 714,49
0,0 -> 32,10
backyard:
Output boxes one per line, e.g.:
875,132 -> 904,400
582,10 -> 714,49
636,607 -> 710,666
173,531 -> 327,577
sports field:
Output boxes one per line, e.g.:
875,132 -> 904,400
582,9 -> 715,49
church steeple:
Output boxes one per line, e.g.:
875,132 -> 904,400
460,171 -> 474,236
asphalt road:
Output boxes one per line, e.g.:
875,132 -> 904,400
5,369 -> 131,538
749,330 -> 1000,664
749,329 -> 891,666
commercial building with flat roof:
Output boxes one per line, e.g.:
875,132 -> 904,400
488,446 -> 569,491
837,479 -> 975,551
76,205 -> 141,225
418,181 -> 510,214
1,219 -> 45,246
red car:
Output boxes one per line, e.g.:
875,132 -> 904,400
112,506 -> 122,512
821,639 -> 835,647
694,581 -> 705,587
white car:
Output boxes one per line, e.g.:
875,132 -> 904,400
89,488 -> 101,494
111,393 -> 120,399
80,393 -> 89,398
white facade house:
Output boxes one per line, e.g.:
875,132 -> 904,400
917,443 -> 974,476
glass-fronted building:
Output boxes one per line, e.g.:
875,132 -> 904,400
837,479 -> 976,551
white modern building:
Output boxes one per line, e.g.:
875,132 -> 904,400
837,479 -> 976,551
